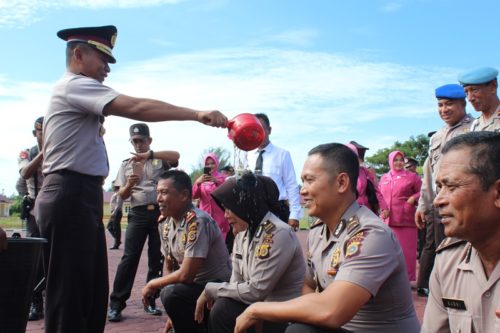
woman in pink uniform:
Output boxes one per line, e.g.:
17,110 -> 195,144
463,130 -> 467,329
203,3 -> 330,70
379,150 -> 422,282
192,153 -> 230,240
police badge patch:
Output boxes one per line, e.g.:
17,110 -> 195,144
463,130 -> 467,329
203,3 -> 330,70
327,247 -> 341,276
256,244 -> 271,259
344,230 -> 367,259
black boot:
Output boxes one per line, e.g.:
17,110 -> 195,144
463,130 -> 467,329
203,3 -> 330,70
28,296 -> 44,321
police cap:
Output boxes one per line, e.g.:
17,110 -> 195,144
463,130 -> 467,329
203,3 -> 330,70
129,123 -> 150,139
57,25 -> 118,63
34,117 -> 43,131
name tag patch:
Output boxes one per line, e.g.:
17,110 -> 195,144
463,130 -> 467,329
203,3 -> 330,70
442,297 -> 467,310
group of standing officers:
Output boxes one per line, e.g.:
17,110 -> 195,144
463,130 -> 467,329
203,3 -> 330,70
3,23 -> 498,333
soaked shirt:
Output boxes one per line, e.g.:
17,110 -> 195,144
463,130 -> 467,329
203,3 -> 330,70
204,212 -> 305,304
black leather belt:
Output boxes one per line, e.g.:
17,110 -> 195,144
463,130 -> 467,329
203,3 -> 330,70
47,169 -> 102,181
131,204 -> 159,211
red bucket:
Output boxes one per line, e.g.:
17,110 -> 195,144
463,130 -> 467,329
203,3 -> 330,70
227,113 -> 265,151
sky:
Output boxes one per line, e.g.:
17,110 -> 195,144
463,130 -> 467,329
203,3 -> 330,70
0,0 -> 498,195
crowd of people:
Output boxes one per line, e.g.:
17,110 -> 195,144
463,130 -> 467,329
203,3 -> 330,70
1,24 -> 498,333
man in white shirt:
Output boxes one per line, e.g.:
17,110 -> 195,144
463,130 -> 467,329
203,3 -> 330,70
247,113 -> 301,230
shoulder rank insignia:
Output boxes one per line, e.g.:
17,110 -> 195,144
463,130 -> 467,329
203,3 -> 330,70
310,219 -> 324,229
344,230 -> 367,259
327,247 -> 341,276
346,215 -> 361,235
185,210 -> 197,224
256,243 -> 271,259
333,219 -> 346,238
263,220 -> 276,233
436,237 -> 467,253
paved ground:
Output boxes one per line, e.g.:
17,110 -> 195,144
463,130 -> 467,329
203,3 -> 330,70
23,229 -> 427,333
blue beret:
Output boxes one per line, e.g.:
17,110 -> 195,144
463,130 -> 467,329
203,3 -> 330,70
435,84 -> 465,99
458,67 -> 498,86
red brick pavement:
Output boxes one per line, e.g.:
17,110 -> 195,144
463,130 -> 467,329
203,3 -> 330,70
25,229 -> 427,332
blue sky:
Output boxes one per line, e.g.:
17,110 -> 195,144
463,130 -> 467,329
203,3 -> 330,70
0,0 -> 498,195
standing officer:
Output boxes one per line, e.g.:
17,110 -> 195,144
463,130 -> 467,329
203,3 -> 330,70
195,172 -> 305,333
18,116 -> 45,321
247,113 -> 301,230
415,84 -> 472,297
142,170 -> 231,333
108,123 -> 180,321
458,67 -> 500,132
106,181 -> 123,250
35,25 -> 227,333
422,131 -> 499,332
235,143 -> 420,333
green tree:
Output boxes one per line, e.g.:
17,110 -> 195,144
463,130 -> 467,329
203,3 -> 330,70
9,195 -> 22,216
189,147 -> 232,182
365,134 -> 429,175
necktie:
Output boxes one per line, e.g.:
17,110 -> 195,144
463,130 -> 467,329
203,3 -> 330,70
255,150 -> 265,175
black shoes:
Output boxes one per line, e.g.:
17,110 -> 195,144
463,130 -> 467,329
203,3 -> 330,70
144,303 -> 162,316
417,287 -> 429,297
108,308 -> 122,322
28,302 -> 44,321
110,242 -> 121,250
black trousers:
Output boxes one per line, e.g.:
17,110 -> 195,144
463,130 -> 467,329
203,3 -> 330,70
416,206 -> 445,289
209,297 -> 289,333
286,323 -> 352,333
160,282 -> 206,333
110,206 -> 162,310
27,213 -> 45,306
106,209 -> 122,246
35,171 -> 108,333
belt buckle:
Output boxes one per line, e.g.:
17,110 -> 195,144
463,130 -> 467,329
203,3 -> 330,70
147,204 -> 155,211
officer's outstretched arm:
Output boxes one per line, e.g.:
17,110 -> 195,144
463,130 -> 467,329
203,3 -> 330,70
234,280 -> 371,333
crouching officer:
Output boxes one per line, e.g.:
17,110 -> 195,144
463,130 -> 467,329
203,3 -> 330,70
195,172 -> 305,333
18,116 -> 45,321
142,170 -> 231,333
422,131 -> 500,333
108,123 -> 180,321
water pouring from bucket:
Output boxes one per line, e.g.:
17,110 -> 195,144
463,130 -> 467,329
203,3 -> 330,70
227,113 -> 265,151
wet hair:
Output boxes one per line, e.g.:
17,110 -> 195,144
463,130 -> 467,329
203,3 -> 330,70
211,171 -> 282,238
442,131 -> 500,191
159,170 -> 192,197
308,143 -> 359,194
254,113 -> 270,128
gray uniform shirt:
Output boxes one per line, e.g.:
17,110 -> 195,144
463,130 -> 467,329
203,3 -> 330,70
422,239 -> 499,333
306,202 -> 420,333
42,72 -> 120,176
417,115 -> 472,214
204,212 -> 305,304
470,104 -> 500,132
159,206 -> 231,284
115,158 -> 166,208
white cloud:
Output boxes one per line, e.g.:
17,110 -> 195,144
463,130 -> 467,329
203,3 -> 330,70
0,0 -> 185,27
0,46 -> 455,195
381,1 -> 404,13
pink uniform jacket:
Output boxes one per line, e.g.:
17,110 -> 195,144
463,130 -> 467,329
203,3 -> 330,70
379,151 -> 422,228
356,166 -> 388,213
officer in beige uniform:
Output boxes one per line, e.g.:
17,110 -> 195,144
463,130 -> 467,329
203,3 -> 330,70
458,67 -> 500,132
108,123 -> 180,321
415,84 -> 472,297
194,173 -> 305,333
142,170 -> 231,333
234,143 -> 420,333
422,131 -> 500,333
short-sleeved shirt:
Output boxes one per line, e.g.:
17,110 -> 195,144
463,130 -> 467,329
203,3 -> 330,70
159,206 -> 231,284
470,105 -> 500,132
17,145 -> 44,199
422,239 -> 499,333
306,202 -> 420,333
42,72 -> 120,176
204,212 -> 305,304
417,114 -> 472,214
115,158 -> 166,207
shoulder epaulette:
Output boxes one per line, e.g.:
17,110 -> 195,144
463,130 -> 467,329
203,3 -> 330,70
185,210 -> 197,224
346,215 -> 361,236
263,220 -> 276,233
310,219 -> 324,229
436,237 -> 467,253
